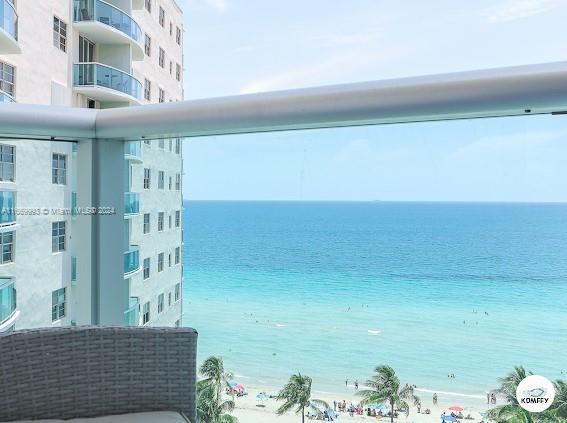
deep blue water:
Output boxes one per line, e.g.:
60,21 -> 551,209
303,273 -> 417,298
183,201 -> 567,398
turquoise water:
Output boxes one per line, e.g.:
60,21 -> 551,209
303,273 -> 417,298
183,201 -> 567,398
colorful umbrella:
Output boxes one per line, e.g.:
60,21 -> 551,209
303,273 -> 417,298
449,406 -> 464,412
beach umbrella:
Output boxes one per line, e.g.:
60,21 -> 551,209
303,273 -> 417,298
449,406 -> 463,412
442,416 -> 457,422
235,383 -> 245,391
228,382 -> 238,388
256,393 -> 269,401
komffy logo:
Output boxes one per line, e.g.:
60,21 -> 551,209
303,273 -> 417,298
516,376 -> 555,413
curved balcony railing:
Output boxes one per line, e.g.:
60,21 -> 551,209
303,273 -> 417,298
73,62 -> 142,101
0,0 -> 18,42
73,0 -> 141,44
124,140 -> 142,161
0,190 -> 15,226
124,192 -> 140,215
124,245 -> 140,276
0,89 -> 14,103
0,278 -> 16,326
124,297 -> 140,326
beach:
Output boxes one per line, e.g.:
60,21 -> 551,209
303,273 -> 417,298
230,386 -> 492,423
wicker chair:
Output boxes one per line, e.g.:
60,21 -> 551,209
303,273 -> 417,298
0,326 -> 198,423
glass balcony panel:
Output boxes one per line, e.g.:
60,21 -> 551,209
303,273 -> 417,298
73,0 -> 141,44
73,63 -> 142,101
0,0 -> 18,41
124,297 -> 139,326
124,140 -> 142,161
124,245 -> 140,275
71,256 -> 77,284
124,192 -> 140,215
0,278 -> 16,325
71,192 -> 77,217
0,190 -> 15,226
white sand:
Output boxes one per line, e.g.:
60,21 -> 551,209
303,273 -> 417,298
231,387 -> 495,423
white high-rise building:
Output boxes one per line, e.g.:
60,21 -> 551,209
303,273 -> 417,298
0,0 -> 184,331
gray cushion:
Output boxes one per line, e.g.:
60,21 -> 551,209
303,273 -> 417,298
13,411 -> 189,423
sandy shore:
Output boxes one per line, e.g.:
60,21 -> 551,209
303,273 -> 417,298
231,386 -> 494,423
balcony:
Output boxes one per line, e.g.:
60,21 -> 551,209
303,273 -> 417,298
124,140 -> 142,162
0,89 -> 14,103
124,192 -> 140,216
73,0 -> 143,60
0,278 -> 17,331
0,0 -> 19,53
0,190 -> 15,226
124,245 -> 140,277
124,297 -> 140,326
73,62 -> 142,105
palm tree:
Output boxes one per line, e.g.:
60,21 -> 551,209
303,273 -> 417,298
488,366 -> 535,423
199,356 -> 234,403
542,379 -> 567,422
197,356 -> 238,423
276,373 -> 329,423
197,381 -> 238,423
356,365 -> 419,423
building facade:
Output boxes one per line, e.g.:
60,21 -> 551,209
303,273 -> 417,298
0,0 -> 184,331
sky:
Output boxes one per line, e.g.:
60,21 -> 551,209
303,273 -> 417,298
176,0 -> 567,201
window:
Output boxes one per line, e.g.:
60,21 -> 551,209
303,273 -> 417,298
169,22 -> 173,36
0,231 -> 14,264
143,140 -> 151,146
169,139 -> 173,152
0,144 -> 15,182
0,62 -> 15,97
158,170 -> 164,189
144,34 -> 151,56
175,210 -> 180,228
158,47 -> 165,68
159,6 -> 165,27
169,61 -> 173,75
168,176 -> 172,190
168,292 -> 172,306
158,212 -> 164,231
158,252 -> 164,272
143,213 -> 150,234
175,173 -> 181,191
158,139 -> 165,149
51,288 -> 66,321
143,258 -> 150,280
176,63 -> 181,82
143,168 -> 151,189
144,79 -> 151,101
176,26 -> 181,45
52,153 -> 67,185
144,0 -> 151,13
158,88 -> 165,103
174,283 -> 181,301
168,214 -> 172,229
168,253 -> 172,267
143,301 -> 150,324
52,221 -> 66,253
158,293 -> 164,313
79,36 -> 94,62
175,246 -> 180,264
53,16 -> 67,52
175,138 -> 181,154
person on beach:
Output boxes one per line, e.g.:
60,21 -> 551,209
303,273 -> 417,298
433,393 -> 438,405
354,380 -> 359,390
345,379 -> 348,387
487,392 -> 490,404
333,400 -> 336,411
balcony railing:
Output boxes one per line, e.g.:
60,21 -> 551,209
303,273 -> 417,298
0,190 -> 15,226
124,245 -> 140,276
73,62 -> 142,102
0,0 -> 18,42
0,89 -> 14,103
71,256 -> 77,285
124,140 -> 142,162
124,192 -> 140,215
73,0 -> 141,45
124,297 -> 140,326
0,278 -> 16,326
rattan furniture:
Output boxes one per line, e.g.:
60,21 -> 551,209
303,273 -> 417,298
0,326 -> 197,423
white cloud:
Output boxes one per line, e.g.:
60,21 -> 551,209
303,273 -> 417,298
483,0 -> 562,23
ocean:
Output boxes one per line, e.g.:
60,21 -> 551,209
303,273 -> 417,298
182,201 -> 567,400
